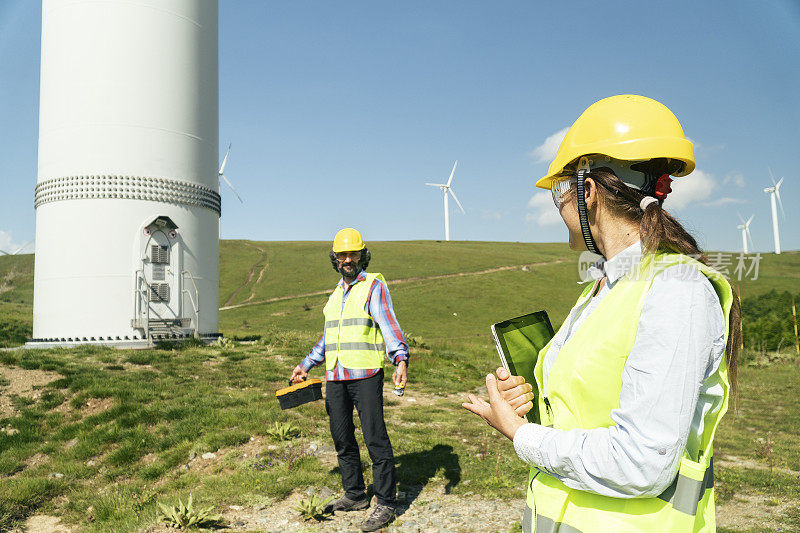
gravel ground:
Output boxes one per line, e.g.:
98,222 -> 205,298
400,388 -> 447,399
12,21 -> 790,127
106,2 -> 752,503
217,484 -> 524,533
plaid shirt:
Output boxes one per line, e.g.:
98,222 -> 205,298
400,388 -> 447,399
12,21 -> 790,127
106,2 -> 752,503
299,270 -> 409,381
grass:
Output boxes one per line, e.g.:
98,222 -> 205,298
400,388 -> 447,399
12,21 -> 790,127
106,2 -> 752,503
2,340 -> 798,531
2,243 -> 800,530
0,338 -> 527,531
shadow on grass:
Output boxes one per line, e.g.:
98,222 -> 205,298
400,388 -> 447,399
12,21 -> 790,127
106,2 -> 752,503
328,444 -> 461,509
395,443 -> 461,512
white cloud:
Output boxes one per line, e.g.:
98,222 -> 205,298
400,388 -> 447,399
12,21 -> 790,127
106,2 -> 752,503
0,230 -> 17,253
527,192 -> 552,209
663,169 -> 716,210
701,197 -> 747,207
0,230 -> 31,255
525,192 -> 562,226
723,172 -> 745,187
529,127 -> 569,163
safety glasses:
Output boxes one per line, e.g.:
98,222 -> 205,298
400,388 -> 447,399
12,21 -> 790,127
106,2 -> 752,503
550,175 -> 577,207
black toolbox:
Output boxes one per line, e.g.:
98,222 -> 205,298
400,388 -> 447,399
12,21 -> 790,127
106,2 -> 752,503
276,379 -> 323,409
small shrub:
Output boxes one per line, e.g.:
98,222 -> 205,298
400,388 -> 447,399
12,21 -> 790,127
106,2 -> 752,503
266,421 -> 300,441
214,337 -> 236,349
251,445 -> 309,471
294,493 -> 334,521
132,486 -> 157,515
157,493 -> 222,529
405,332 -> 429,349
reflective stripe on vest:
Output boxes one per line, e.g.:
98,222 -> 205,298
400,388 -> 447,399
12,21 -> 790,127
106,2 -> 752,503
524,252 -> 732,533
322,272 -> 386,371
657,457 -> 714,516
522,458 -> 715,533
522,507 -> 584,533
324,342 -> 385,353
325,318 -> 376,329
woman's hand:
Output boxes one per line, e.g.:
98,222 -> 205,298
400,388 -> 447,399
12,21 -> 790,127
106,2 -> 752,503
495,367 -> 535,417
462,373 -> 529,441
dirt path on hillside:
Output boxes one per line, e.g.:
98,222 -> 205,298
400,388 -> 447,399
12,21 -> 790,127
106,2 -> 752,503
219,259 -> 566,311
223,243 -> 270,307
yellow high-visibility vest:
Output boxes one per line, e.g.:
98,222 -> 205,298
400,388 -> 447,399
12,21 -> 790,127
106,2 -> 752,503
525,252 -> 732,533
322,272 -> 386,372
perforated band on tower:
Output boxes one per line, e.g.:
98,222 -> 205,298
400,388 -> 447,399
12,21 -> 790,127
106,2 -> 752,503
34,175 -> 222,215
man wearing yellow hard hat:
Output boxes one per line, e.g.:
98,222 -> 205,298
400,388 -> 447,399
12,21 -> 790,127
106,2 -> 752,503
463,95 -> 741,532
291,228 -> 409,532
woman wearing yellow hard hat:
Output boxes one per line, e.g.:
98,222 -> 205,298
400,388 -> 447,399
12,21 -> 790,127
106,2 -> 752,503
463,95 -> 741,532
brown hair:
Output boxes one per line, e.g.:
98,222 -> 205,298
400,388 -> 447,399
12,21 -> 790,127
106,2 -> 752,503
586,169 -> 741,403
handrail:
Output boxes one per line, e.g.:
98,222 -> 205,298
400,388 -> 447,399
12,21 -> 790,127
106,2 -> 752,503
133,267 -> 200,342
181,270 -> 200,339
134,268 -> 152,340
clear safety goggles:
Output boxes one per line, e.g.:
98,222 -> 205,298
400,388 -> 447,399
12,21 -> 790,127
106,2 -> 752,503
551,175 -> 577,207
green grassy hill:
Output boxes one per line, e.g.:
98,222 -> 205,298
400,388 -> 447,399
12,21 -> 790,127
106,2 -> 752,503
3,242 -> 800,348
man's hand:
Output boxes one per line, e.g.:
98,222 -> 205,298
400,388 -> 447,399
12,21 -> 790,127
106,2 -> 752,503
393,360 -> 408,387
462,373 -> 528,441
495,366 -> 535,417
290,365 -> 308,384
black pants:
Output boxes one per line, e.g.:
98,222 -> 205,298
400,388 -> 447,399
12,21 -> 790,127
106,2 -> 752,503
325,370 -> 396,506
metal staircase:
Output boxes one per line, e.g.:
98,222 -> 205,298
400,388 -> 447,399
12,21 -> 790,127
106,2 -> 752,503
133,268 -> 200,342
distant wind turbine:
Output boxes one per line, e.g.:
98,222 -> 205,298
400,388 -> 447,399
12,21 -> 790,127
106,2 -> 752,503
737,214 -> 754,254
219,143 -> 242,203
425,160 -> 465,241
763,167 -> 785,254
0,241 -> 32,256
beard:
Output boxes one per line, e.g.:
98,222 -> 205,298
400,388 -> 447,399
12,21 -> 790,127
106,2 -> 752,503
340,262 -> 358,276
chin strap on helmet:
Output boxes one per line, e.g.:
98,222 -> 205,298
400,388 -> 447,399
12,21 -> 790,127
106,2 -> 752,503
575,160 -> 603,257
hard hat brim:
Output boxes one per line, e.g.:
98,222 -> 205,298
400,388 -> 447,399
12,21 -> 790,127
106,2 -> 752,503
332,243 -> 366,253
535,136 -> 695,190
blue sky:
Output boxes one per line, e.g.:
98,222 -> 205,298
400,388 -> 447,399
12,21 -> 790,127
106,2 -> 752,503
1,1 -> 798,253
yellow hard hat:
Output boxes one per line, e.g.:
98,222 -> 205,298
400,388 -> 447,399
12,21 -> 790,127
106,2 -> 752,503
536,95 -> 695,190
332,228 -> 366,253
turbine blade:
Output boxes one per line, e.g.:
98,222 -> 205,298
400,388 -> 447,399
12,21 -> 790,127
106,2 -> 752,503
220,143 -> 231,174
737,212 -> 745,224
768,166 -> 776,186
425,183 -> 446,187
13,241 -> 32,254
0,249 -> 9,255
775,188 -> 785,218
220,173 -> 243,203
746,214 -> 754,227
448,188 -> 465,214
746,227 -> 754,250
776,177 -> 783,189
446,160 -> 458,187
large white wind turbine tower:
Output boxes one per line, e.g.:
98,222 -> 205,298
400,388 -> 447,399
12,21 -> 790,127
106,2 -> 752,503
763,168 -> 785,255
737,214 -> 754,254
30,0 -> 220,347
426,161 -> 465,241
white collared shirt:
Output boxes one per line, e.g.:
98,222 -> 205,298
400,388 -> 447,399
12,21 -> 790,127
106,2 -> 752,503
513,242 -> 727,498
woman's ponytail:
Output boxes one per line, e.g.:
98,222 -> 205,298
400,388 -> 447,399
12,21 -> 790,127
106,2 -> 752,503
589,169 -> 741,403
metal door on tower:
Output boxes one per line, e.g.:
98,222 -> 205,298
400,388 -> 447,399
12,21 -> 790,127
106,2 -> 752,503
144,231 -> 179,321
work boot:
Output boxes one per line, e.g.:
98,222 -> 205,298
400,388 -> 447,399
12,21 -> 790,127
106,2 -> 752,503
360,504 -> 396,532
324,494 -> 370,513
